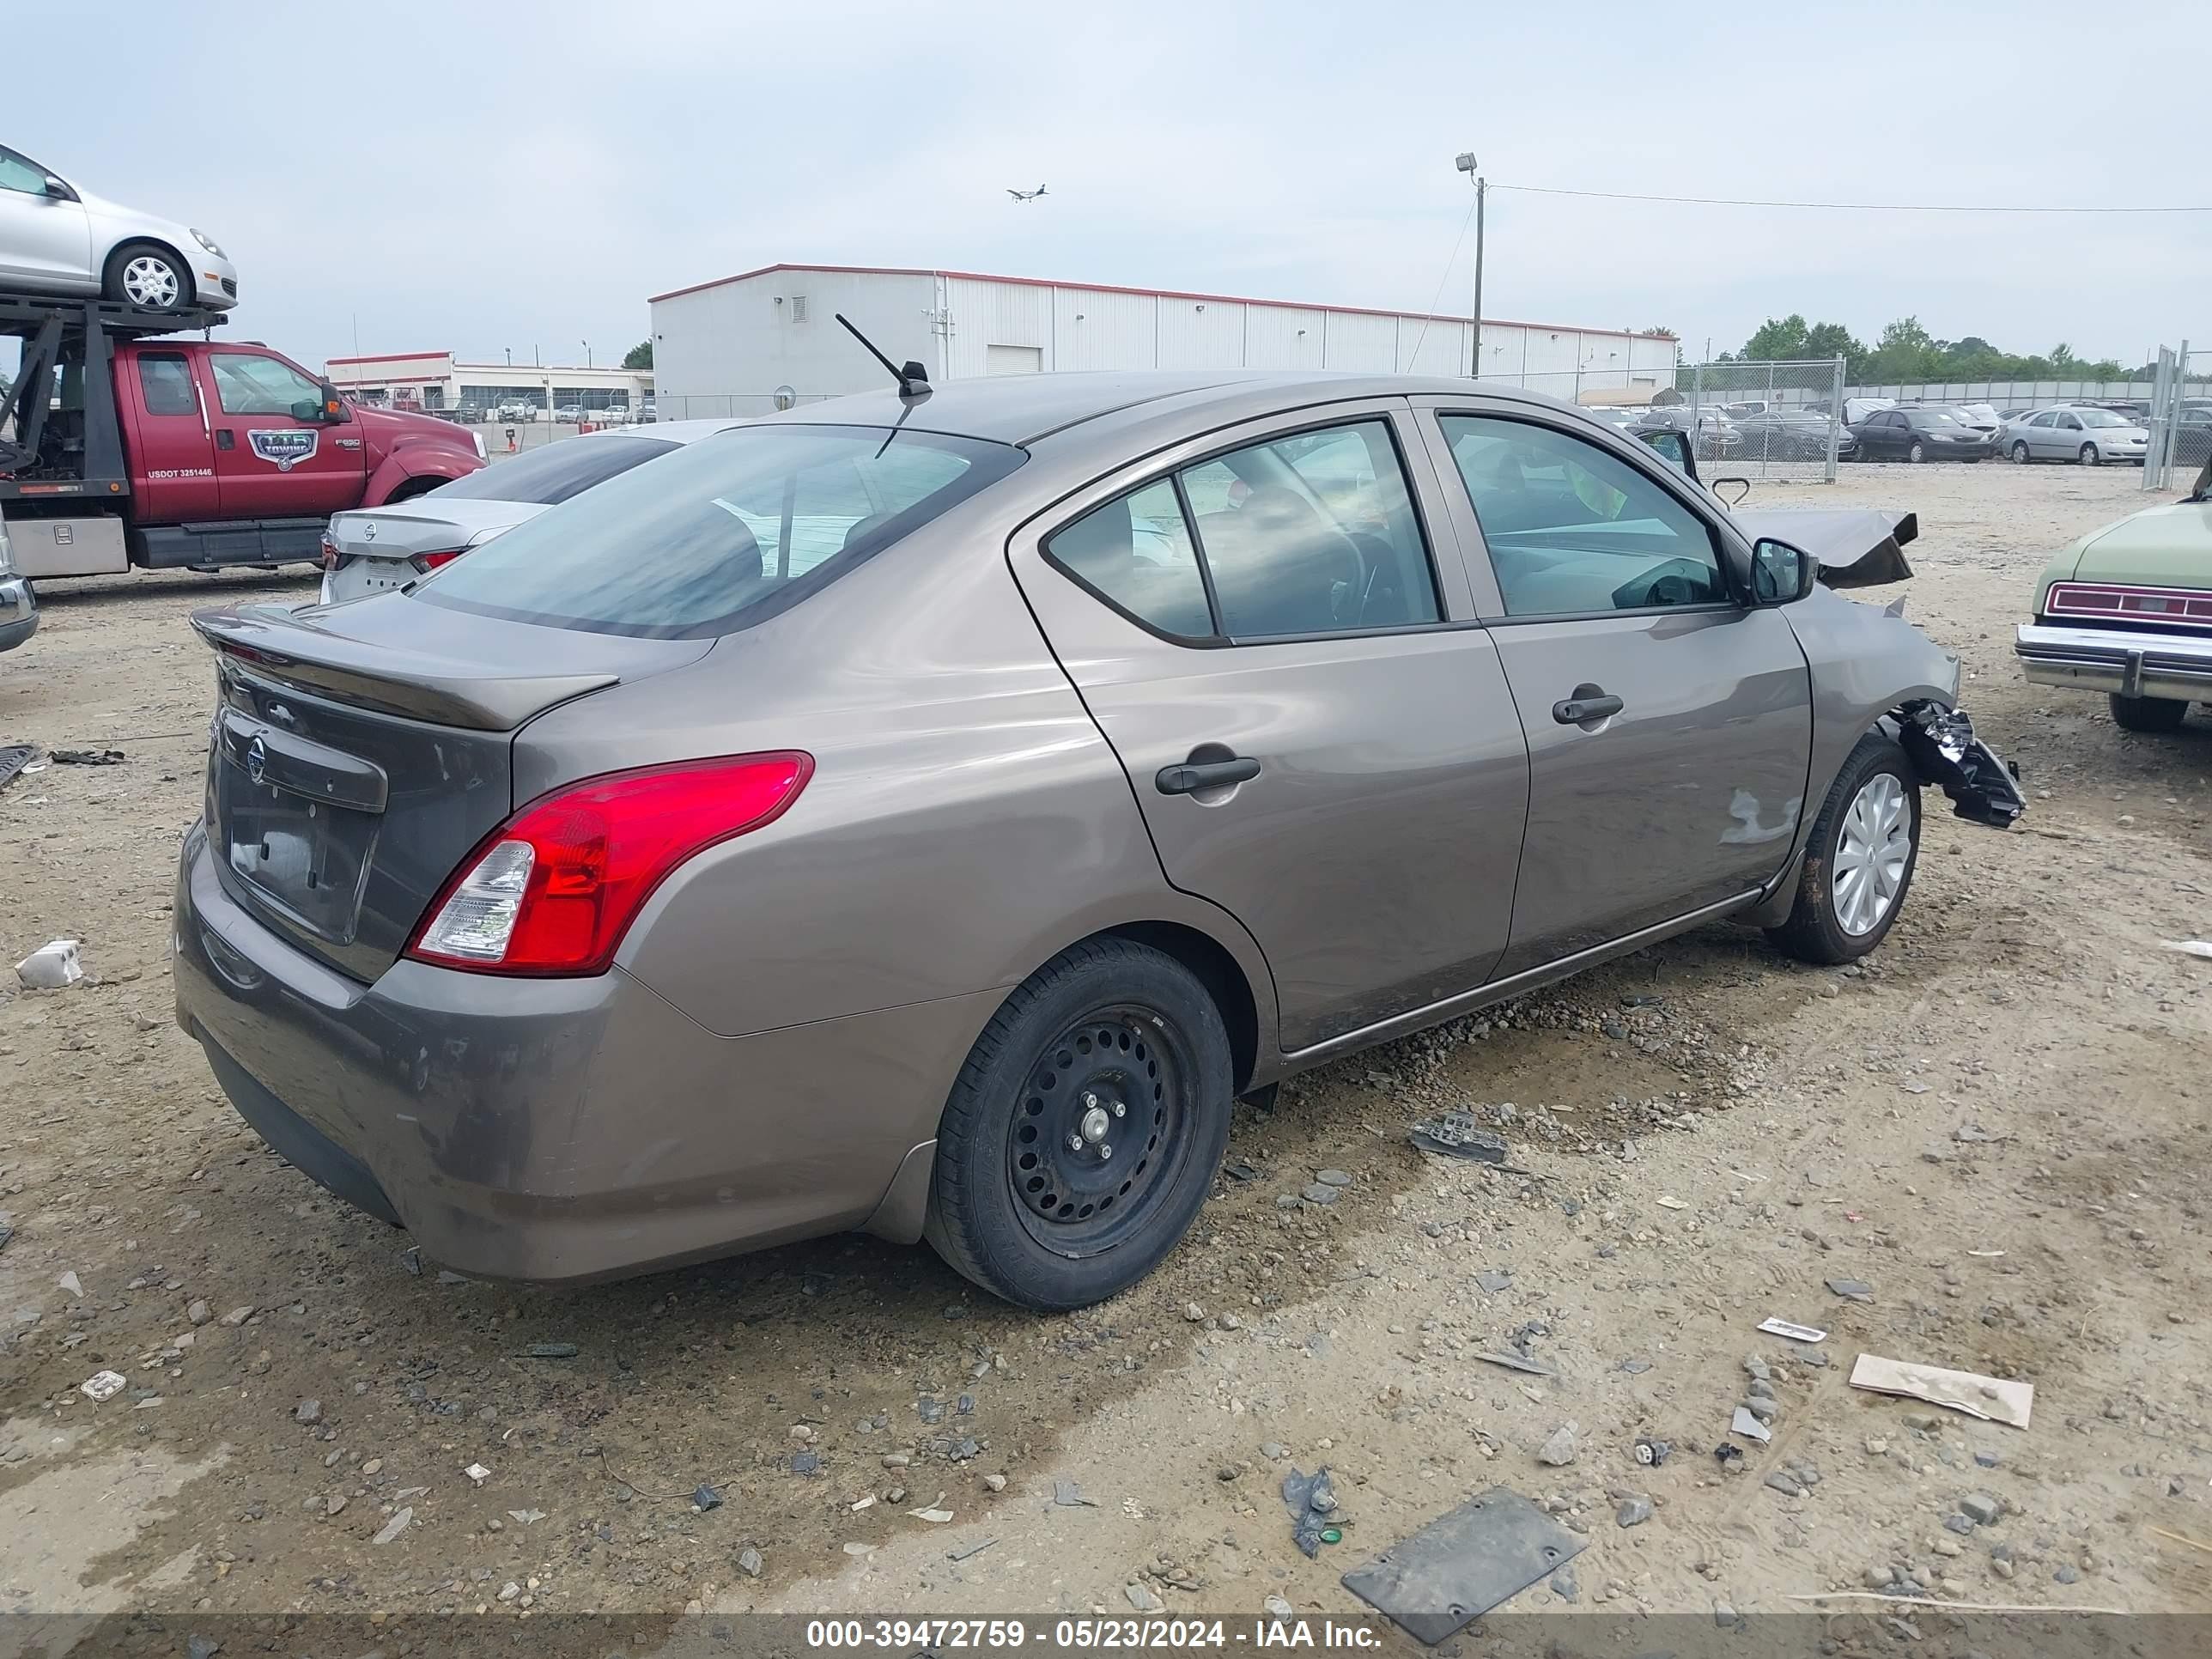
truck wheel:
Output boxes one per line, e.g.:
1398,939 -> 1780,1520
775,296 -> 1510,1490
1765,732 -> 1922,966
924,939 -> 1232,1311
2109,692 -> 2189,732
104,242 -> 191,312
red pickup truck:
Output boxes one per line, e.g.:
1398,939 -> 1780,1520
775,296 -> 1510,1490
2,291 -> 484,579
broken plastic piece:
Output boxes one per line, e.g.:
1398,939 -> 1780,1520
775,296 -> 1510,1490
1894,702 -> 2027,829
1281,1466 -> 1343,1559
1409,1111 -> 1509,1163
1730,1407 -> 1773,1443
1340,1486 -> 1585,1644
15,939 -> 83,990
1758,1317 -> 1828,1343
2162,940 -> 2212,960
80,1370 -> 126,1401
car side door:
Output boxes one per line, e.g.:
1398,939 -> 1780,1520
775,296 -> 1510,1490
122,347 -> 222,522
0,146 -> 92,287
2051,410 -> 2084,459
2023,410 -> 2057,459
1413,400 -> 1813,975
1006,400 -> 1532,1054
201,348 -> 368,520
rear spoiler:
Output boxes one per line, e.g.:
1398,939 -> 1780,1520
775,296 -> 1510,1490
191,605 -> 616,732
1731,507 -> 1918,590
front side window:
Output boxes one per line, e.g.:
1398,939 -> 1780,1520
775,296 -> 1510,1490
0,148 -> 49,196
1440,414 -> 1728,617
419,424 -> 1020,638
2058,413 -> 2082,430
209,352 -> 319,416
137,352 -> 198,417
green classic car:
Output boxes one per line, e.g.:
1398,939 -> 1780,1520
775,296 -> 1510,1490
2015,456 -> 2212,732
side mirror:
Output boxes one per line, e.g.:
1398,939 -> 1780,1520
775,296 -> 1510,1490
1639,428 -> 1692,476
42,174 -> 75,201
289,397 -> 321,422
319,381 -> 349,423
1750,538 -> 1819,605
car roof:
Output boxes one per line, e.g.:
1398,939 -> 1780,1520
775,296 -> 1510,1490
739,370 -> 1501,447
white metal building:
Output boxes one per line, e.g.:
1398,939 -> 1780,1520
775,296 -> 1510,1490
646,263 -> 1678,419
323,350 -> 652,418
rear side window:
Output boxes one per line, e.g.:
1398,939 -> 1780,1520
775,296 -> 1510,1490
138,353 -> 198,416
428,434 -> 676,505
417,425 -> 1022,638
1046,418 -> 1440,641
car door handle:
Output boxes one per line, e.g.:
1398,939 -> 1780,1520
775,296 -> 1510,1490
215,429 -> 235,451
1155,757 -> 1261,795
1553,693 -> 1625,724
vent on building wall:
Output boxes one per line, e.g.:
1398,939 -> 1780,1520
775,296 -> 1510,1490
790,295 -> 809,324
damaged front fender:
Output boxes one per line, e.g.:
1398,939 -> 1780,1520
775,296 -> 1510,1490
1893,702 -> 2027,829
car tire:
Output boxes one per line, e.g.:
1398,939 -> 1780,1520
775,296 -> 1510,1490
1765,731 -> 1923,966
2010,441 -> 2032,464
924,939 -> 1233,1312
2079,442 -> 2100,465
102,240 -> 191,312
1907,441 -> 1927,464
2108,692 -> 2190,732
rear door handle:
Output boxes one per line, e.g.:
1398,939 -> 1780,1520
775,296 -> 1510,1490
1553,693 -> 1625,725
1156,757 -> 1261,795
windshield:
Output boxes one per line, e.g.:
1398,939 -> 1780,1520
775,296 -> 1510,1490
2075,409 -> 2130,428
426,434 -> 678,506
1914,410 -> 1964,427
418,424 -> 1024,637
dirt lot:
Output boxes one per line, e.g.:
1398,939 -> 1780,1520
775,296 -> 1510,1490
2,462 -> 2209,1651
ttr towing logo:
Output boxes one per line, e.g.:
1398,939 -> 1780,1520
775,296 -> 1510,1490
247,429 -> 319,471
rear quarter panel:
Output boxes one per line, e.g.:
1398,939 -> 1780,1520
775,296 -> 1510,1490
508,492 -> 1279,1146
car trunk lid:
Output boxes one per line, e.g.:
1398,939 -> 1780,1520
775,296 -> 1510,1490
2064,501 -> 2212,589
191,598 -> 710,981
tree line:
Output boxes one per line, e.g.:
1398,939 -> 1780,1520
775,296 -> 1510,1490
1723,314 -> 2135,385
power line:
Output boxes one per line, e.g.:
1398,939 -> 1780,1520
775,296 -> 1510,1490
1490,182 -> 2212,214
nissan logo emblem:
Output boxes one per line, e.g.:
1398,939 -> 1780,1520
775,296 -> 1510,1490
246,735 -> 268,786
362,521 -> 376,542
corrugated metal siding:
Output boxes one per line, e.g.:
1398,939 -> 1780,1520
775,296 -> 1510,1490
648,270 -> 939,411
1051,288 -> 1157,371
1321,312 -> 1397,372
1397,317 -> 1469,375
1244,307 -> 1325,368
941,276 -> 1051,380
1157,299 -> 1244,368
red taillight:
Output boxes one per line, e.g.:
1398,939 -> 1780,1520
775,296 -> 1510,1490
405,753 -> 813,975
410,549 -> 464,574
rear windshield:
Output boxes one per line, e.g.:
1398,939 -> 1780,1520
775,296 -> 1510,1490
416,424 -> 1024,637
428,434 -> 678,506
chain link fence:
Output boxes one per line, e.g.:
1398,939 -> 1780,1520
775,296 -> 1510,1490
2143,342 -> 2210,491
1480,356 -> 1848,482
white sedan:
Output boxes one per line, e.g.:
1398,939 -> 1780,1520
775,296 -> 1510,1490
318,420 -> 750,605
0,143 -> 237,311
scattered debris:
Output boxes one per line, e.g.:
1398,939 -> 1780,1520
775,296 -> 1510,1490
507,1509 -> 546,1526
1474,1350 -> 1557,1377
1633,1437 -> 1672,1468
738,1547 -> 764,1576
948,1538 -> 997,1563
1474,1270 -> 1512,1294
52,748 -> 125,766
1125,1583 -> 1164,1613
57,1272 -> 82,1299
790,1451 -> 821,1476
15,939 -> 84,990
2161,940 -> 2212,960
1301,1183 -> 1340,1206
1826,1278 -> 1875,1303
1714,1443 -> 1745,1471
693,1483 -> 722,1510
1656,1195 -> 1688,1211
1340,1486 -> 1587,1645
849,1495 -> 875,1512
0,744 -> 36,791
294,1400 -> 323,1426
1052,1480 -> 1096,1508
1409,1111 -> 1510,1164
1280,1466 -> 1342,1558
80,1370 -> 126,1402
1954,1124 -> 2011,1144
1758,1316 -> 1827,1343
842,1541 -> 875,1557
524,1342 -> 580,1359
1314,1169 -> 1352,1188
373,1507 -> 413,1546
1849,1354 -> 2033,1428
464,1462 -> 490,1484
908,1503 -> 954,1523
1730,1407 -> 1773,1444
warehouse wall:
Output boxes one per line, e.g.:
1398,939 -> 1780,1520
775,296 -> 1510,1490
650,270 -> 939,415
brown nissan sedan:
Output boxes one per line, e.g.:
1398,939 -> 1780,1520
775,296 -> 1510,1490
175,371 -> 2021,1310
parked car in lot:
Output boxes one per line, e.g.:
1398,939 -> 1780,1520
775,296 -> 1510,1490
320,420 -> 747,603
1,144 -> 236,312
1850,406 -> 1996,463
551,404 -> 586,424
1998,405 -> 2148,465
0,514 -> 35,653
1729,406 -> 1855,461
2015,453 -> 2212,730
175,371 -> 2021,1310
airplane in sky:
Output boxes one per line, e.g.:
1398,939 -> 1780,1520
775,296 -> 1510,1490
1006,185 -> 1047,203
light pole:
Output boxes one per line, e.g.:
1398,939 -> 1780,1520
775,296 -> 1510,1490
1455,152 -> 1486,380
582,340 -> 592,370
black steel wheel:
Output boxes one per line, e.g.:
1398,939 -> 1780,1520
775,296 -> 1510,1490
927,939 -> 1232,1310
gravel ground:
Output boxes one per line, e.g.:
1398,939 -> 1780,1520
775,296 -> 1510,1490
1,462 -> 2208,1651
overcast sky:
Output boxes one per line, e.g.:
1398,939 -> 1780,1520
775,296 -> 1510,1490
13,2 -> 2207,375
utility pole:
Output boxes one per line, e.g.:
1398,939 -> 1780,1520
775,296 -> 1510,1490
1455,152 -> 1485,380
582,340 -> 592,369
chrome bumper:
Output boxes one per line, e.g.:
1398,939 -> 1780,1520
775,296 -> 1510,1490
0,574 -> 37,653
2015,622 -> 2212,702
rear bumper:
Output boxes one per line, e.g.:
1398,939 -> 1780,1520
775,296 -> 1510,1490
173,825 -> 988,1282
2015,621 -> 2212,702
0,574 -> 35,653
